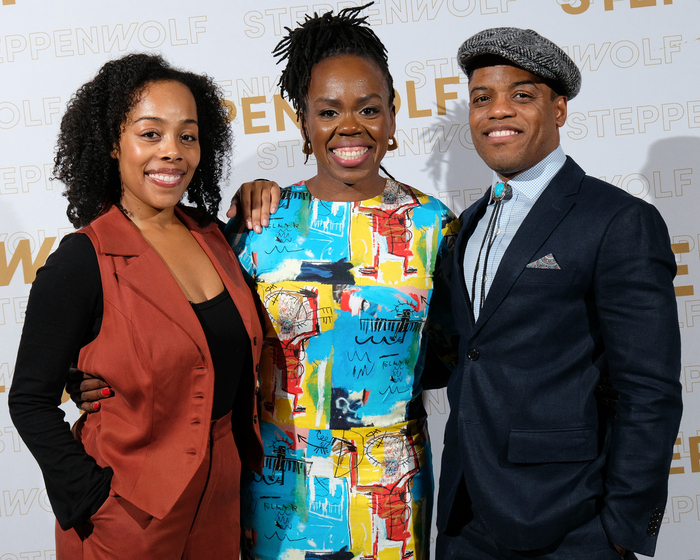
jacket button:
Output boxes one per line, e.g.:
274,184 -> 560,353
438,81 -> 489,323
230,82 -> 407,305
255,363 -> 259,372
253,337 -> 257,346
467,349 -> 480,361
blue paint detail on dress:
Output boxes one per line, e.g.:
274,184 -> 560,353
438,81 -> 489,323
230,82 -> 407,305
230,180 -> 458,560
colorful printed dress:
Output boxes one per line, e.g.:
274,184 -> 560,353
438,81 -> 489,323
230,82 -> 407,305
229,179 -> 458,560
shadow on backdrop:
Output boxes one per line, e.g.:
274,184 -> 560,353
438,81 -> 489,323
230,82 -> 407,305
638,135 -> 699,204
423,99 -> 491,215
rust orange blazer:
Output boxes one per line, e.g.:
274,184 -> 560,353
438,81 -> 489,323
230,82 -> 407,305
74,205 -> 263,520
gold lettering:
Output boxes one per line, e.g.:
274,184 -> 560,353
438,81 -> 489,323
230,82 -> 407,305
675,286 -> 694,297
241,96 -> 269,134
561,0 -> 590,14
405,81 -> 431,118
273,94 -> 299,132
672,242 -> 693,297
690,436 -> 700,473
222,100 -> 237,123
670,437 -> 685,474
435,77 -> 460,116
671,242 -> 690,253
0,237 -> 56,286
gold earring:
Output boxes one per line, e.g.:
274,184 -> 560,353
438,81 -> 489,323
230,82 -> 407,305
387,136 -> 398,151
302,140 -> 313,155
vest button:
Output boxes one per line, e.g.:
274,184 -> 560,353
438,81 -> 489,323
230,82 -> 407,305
467,349 -> 480,361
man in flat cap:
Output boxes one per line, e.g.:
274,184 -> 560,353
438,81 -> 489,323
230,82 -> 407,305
436,27 -> 682,559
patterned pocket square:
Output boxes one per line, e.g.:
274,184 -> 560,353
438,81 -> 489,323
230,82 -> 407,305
526,253 -> 561,269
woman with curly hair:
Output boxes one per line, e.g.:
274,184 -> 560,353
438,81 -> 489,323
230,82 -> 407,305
8,53 -> 263,558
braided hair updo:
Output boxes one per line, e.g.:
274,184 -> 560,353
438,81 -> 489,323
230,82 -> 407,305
273,2 -> 395,120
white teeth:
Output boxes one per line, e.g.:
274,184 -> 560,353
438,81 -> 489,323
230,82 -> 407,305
148,173 -> 181,183
488,130 -> 518,137
332,147 -> 369,160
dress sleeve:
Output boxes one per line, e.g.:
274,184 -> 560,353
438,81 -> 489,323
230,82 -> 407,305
225,216 -> 256,280
8,233 -> 113,530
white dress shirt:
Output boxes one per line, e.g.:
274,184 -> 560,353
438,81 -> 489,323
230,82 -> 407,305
464,146 -> 567,321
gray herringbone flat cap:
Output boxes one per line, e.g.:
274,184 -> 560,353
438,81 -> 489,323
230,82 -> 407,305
458,27 -> 581,99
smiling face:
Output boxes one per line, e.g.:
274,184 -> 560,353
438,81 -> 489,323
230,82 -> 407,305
468,65 -> 567,181
113,80 -> 200,220
302,54 -> 396,201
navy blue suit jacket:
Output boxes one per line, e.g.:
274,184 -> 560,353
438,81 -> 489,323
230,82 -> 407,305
436,157 -> 682,556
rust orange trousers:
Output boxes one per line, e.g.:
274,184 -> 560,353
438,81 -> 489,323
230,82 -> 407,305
56,411 -> 241,559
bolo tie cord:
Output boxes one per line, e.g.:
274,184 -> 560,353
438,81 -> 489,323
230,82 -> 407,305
471,182 -> 512,316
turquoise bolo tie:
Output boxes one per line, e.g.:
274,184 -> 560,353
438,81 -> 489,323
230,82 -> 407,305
493,181 -> 508,200
471,182 -> 513,316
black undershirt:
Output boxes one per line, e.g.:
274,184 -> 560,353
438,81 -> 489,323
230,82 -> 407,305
190,290 -> 247,419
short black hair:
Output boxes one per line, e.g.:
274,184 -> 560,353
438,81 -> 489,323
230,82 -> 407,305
273,2 -> 395,116
54,53 -> 232,228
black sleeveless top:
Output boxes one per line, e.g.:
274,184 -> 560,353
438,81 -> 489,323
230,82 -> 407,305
191,290 -> 250,419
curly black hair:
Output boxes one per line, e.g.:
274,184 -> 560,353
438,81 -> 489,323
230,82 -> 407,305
54,53 -> 232,228
273,2 -> 395,122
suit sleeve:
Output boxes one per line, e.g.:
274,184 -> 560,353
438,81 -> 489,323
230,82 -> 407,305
422,205 -> 460,390
594,200 -> 682,556
8,233 -> 113,530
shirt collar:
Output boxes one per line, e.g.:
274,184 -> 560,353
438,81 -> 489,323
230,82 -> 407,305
489,145 -> 567,202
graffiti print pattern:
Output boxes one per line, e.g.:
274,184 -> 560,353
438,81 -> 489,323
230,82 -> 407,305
230,180 -> 458,560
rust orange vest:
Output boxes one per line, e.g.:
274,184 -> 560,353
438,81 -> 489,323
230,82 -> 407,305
74,205 -> 263,520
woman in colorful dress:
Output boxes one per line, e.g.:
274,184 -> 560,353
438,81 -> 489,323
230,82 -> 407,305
227,6 -> 459,559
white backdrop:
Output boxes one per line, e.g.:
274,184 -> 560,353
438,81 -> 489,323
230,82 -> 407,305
1,0 -> 699,558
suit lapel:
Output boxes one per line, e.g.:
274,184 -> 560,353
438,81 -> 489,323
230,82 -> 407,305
475,158 -> 585,331
92,206 -> 209,357
118,249 -> 209,353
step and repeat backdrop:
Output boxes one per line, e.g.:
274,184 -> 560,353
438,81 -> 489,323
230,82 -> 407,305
1,0 -> 698,557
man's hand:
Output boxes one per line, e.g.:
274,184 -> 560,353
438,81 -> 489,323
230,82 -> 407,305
66,368 -> 113,413
613,544 -> 628,558
226,180 -> 281,233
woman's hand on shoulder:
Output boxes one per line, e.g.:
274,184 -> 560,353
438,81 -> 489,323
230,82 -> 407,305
226,179 -> 281,233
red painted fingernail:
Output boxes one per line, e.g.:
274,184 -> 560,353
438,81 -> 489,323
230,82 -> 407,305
101,388 -> 112,396
93,402 -> 101,410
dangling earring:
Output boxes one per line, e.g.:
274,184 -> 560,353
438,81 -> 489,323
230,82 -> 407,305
302,140 -> 313,155
387,136 -> 398,151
